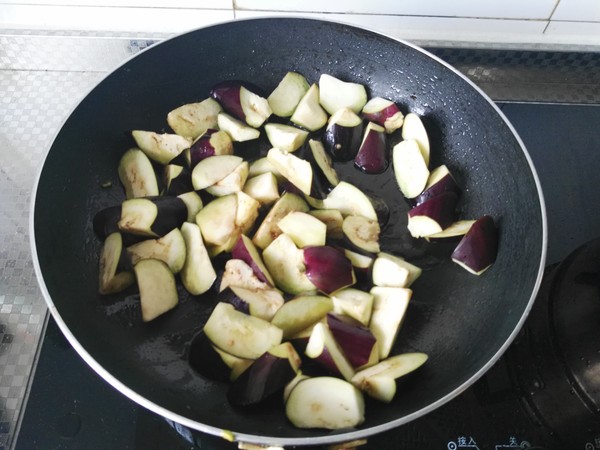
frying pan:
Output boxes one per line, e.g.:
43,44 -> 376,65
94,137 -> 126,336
31,18 -> 546,447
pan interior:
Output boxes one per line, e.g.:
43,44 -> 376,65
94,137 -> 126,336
33,18 -> 544,441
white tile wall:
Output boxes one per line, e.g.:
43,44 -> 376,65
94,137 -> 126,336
0,0 -> 600,49
235,0 -> 558,20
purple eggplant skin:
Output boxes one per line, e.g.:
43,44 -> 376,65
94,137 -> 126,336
209,81 -> 245,121
303,246 -> 355,294
326,313 -> 376,369
413,173 -> 461,207
451,215 -> 498,274
408,191 -> 458,231
146,196 -> 188,237
371,196 -> 390,229
188,331 -> 231,382
188,129 -> 233,169
227,351 -> 296,407
354,125 -> 388,174
296,141 -> 338,200
323,122 -> 364,162
163,165 -> 193,196
310,345 -> 342,377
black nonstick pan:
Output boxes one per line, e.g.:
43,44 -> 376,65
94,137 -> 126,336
31,18 -> 546,447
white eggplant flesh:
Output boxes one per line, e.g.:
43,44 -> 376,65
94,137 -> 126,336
134,259 -> 179,322
369,287 -> 412,359
132,130 -> 191,165
372,252 -> 422,288
277,211 -> 327,248
118,148 -> 159,199
179,222 -> 216,295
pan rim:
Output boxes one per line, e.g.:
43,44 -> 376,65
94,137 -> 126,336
29,15 -> 548,447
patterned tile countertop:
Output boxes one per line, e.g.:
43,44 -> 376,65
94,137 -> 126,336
1,28 -> 600,450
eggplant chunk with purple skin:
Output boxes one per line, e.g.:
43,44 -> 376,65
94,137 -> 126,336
351,352 -> 428,403
186,129 -> 233,168
118,196 -> 187,238
361,97 -> 404,134
163,164 -> 193,196
131,130 -> 192,166
167,97 -> 222,139
204,302 -> 283,360
326,313 -> 378,369
228,342 -> 301,407
262,234 -> 316,295
294,139 -> 340,200
98,232 -> 135,295
305,322 -> 355,381
303,245 -> 356,294
266,147 -> 312,196
231,234 -> 275,286
134,258 -> 179,322
323,108 -> 364,162
252,192 -> 309,250
319,74 -> 368,115
210,80 -> 272,128
354,122 -> 388,174
285,376 -> 365,430
414,164 -> 461,207
118,148 -> 159,199
451,215 -> 498,275
277,211 -> 327,248
177,191 -> 203,223
407,191 -> 458,238
425,219 -> 475,243
188,331 -> 241,382
392,139 -> 430,199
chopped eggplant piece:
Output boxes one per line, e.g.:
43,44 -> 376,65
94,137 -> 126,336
205,161 -> 249,197
268,71 -> 310,117
298,139 -> 339,199
177,191 -> 203,222
191,154 -> 244,191
180,222 -> 216,295
167,98 -> 222,139
283,372 -> 310,403
308,209 -> 344,239
361,97 -> 404,134
131,130 -> 191,165
118,196 -> 187,237
342,215 -> 380,254
195,194 -> 238,247
327,313 -> 377,369
219,259 -> 271,293
323,108 -> 364,162
277,211 -> 327,248
262,234 -> 316,295
248,157 -> 284,182
98,232 -> 135,295
243,172 -> 280,205
319,181 -> 377,221
252,192 -> 309,250
351,352 -> 428,403
264,123 -> 309,153
231,234 -> 275,286
118,148 -> 159,199
229,285 -> 284,321
414,164 -> 461,206
204,302 -> 282,360
407,192 -> 458,238
214,346 -> 254,382
266,147 -> 312,196
354,122 -> 388,174
290,83 -> 328,132
93,205 -> 123,239
425,219 -> 475,242
217,113 -> 260,142
303,245 -> 356,294
127,227 -> 186,274
134,258 -> 179,322
392,139 -> 430,199
402,113 -> 430,166
319,74 -> 368,115
372,252 -> 422,288
271,295 -> 333,339
228,342 -> 300,406
210,80 -> 272,128
305,322 -> 355,381
451,215 -> 498,275
369,287 -> 412,359
163,164 -> 193,196
330,287 -> 374,327
234,190 -> 260,236
187,129 -> 233,168
285,376 -> 365,430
